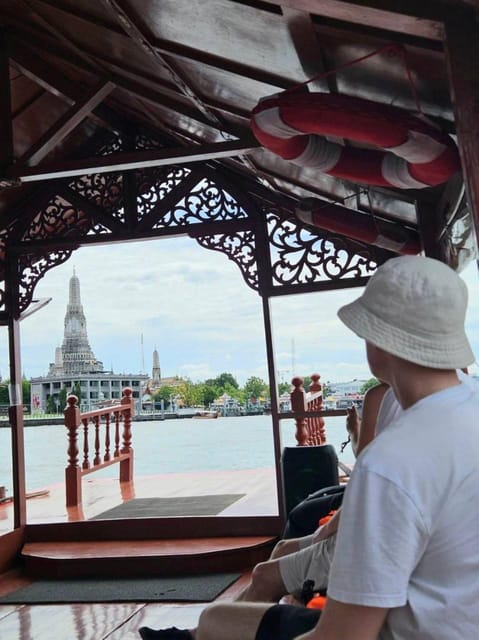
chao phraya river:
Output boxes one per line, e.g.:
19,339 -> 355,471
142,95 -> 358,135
0,414 -> 354,493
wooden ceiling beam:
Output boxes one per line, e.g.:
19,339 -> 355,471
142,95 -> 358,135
7,139 -> 260,183
8,38 -> 124,133
17,80 -> 116,167
260,1 -> 445,40
9,31 -> 251,141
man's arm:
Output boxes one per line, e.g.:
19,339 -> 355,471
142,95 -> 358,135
296,598 -> 388,640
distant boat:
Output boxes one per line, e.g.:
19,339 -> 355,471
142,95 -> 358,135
193,410 -> 219,419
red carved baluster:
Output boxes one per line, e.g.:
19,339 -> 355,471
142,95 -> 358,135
291,377 -> 309,446
93,415 -> 101,466
104,413 -> 111,462
120,387 -> 133,453
120,387 -> 134,482
309,373 -> 327,444
113,412 -> 120,458
64,395 -> 82,507
81,417 -> 90,470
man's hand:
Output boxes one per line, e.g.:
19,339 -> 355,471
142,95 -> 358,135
346,405 -> 360,456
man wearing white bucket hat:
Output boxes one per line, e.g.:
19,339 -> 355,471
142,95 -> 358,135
139,256 -> 479,640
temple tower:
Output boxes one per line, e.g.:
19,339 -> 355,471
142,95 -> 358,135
49,270 -> 103,376
152,347 -> 161,385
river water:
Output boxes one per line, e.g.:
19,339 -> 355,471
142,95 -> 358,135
0,415 -> 355,492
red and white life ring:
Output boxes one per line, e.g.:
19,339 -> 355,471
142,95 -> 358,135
296,198 -> 422,255
251,92 -> 460,189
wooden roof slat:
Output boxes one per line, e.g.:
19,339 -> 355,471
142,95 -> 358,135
98,0 -> 224,128
260,0 -> 445,40
8,36 -> 124,133
16,79 -> 116,167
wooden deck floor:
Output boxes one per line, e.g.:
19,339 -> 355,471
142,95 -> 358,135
0,569 -> 252,640
0,468 -> 278,639
0,467 -> 279,534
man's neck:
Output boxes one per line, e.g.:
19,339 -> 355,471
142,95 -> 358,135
389,363 -> 460,410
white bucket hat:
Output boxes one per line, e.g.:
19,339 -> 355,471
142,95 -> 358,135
337,255 -> 475,369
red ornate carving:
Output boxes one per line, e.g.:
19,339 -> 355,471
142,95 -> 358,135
63,389 -> 135,507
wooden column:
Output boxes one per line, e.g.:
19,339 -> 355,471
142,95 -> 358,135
255,206 -> 286,526
5,256 -> 26,528
0,30 -> 13,176
444,11 -> 479,242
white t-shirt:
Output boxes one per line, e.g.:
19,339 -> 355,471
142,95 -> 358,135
327,382 -> 479,640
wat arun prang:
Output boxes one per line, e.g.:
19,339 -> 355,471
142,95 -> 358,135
30,271 -> 149,413
48,269 -> 104,377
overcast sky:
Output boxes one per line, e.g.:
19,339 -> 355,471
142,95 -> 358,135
2,237 -> 479,387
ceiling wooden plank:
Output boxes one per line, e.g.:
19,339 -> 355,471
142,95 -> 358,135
260,0 -> 444,40
17,80 -> 116,166
444,12 -> 479,243
0,30 -> 13,176
7,139 -> 260,182
99,0 -> 224,129
8,38 -> 124,133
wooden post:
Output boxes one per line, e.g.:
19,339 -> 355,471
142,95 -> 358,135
120,387 -> 133,482
309,373 -> 326,443
291,377 -> 309,446
64,395 -> 82,507
444,11 -> 479,241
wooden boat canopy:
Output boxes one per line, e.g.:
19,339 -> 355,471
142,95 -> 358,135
0,0 -> 479,567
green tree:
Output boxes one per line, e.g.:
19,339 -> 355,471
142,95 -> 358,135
71,381 -> 82,401
46,395 -> 56,414
0,382 -> 9,404
0,379 -> 31,406
360,377 -> 380,394
22,377 -> 31,406
244,376 -> 268,399
58,387 -> 68,412
201,382 -> 220,407
176,379 -> 203,407
153,385 -> 176,409
213,372 -> 239,390
278,381 -> 291,396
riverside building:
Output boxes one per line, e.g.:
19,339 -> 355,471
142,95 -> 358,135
30,271 -> 148,413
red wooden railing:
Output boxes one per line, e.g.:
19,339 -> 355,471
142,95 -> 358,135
290,373 -> 327,446
64,387 -> 135,507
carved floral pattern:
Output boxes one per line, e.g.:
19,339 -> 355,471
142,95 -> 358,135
68,173 -> 124,222
136,166 -> 192,221
153,178 -> 247,228
18,250 -> 73,312
21,196 -> 91,242
267,212 -> 377,286
195,230 -> 258,291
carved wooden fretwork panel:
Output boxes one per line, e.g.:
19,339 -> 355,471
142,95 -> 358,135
18,249 -> 73,313
195,230 -> 258,291
136,166 -> 192,222
21,195 -> 91,242
267,211 -> 378,287
153,178 -> 248,228
69,173 -> 125,225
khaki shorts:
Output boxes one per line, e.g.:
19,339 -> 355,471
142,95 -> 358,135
278,533 -> 337,596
